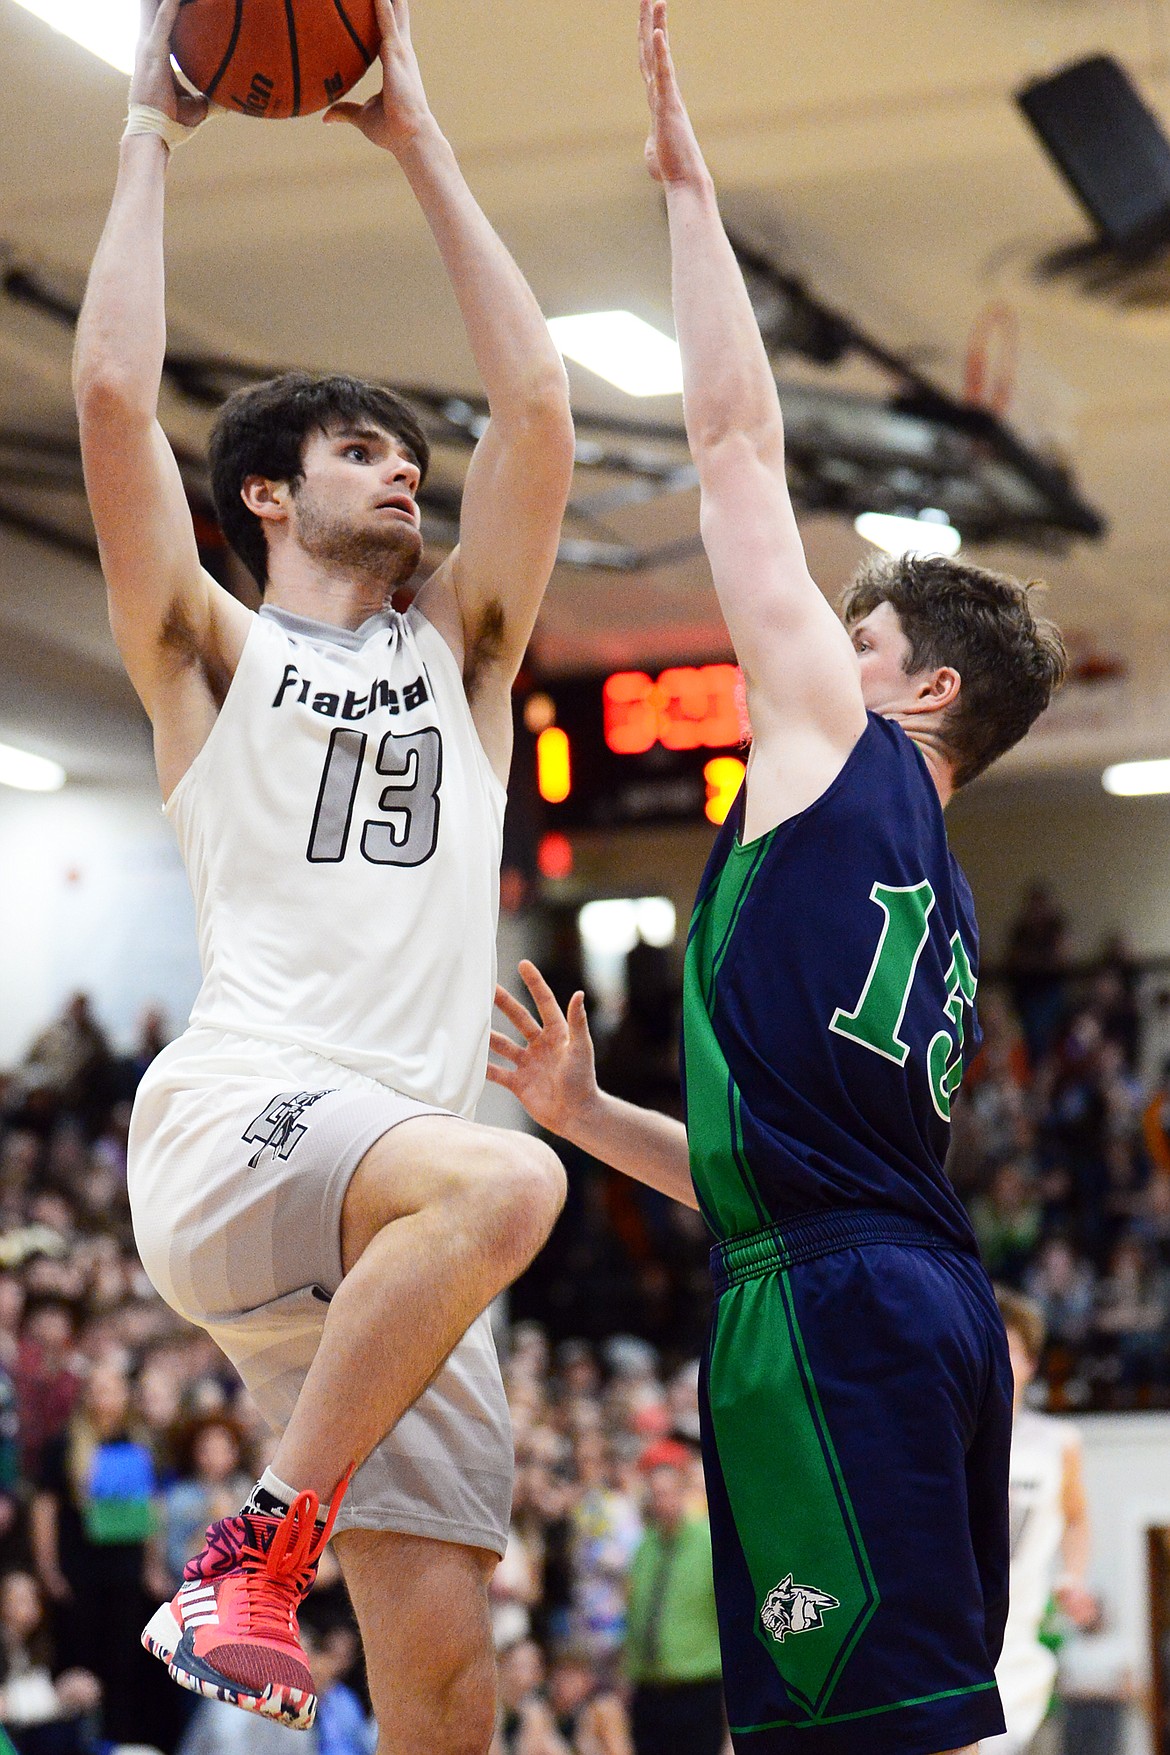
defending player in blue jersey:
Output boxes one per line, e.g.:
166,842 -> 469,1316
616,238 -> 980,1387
489,5 -> 1067,1754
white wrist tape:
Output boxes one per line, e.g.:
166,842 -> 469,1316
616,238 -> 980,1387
123,103 -> 203,151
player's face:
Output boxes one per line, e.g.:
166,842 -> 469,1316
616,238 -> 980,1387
290,424 -> 424,587
849,600 -> 922,713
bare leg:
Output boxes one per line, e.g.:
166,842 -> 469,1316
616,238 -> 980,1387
936,1746 -> 979,1753
334,1527 -> 497,1755
271,1115 -> 565,1499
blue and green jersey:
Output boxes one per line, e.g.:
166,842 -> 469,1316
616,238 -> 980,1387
682,714 -> 980,1251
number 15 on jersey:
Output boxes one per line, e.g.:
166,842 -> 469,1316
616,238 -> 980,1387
829,880 -> 977,1122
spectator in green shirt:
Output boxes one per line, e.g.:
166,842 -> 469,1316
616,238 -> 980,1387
625,1446 -> 725,1755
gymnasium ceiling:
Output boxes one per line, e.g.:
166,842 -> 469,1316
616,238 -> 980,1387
2,0 -> 1170,787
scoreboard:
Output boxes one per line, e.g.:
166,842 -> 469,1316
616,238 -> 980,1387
524,664 -> 749,830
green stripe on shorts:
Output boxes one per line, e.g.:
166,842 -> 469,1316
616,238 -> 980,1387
707,1266 -> 880,1718
732,1678 -> 1000,1735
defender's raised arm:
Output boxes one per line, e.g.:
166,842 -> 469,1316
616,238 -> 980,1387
641,0 -> 865,832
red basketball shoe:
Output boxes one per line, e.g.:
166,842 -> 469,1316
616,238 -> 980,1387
141,1472 -> 351,1730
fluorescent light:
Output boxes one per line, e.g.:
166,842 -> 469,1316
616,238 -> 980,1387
10,0 -> 137,74
634,897 -> 677,948
0,741 -> 66,793
578,897 -> 677,958
855,509 -> 962,560
548,312 -> 684,398
1102,759 -> 1170,796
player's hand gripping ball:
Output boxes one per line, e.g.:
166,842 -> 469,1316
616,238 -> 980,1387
170,0 -> 380,119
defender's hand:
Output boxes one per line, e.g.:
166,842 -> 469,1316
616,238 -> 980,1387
323,0 -> 432,152
639,0 -> 706,186
129,0 -> 209,128
487,961 -> 599,1138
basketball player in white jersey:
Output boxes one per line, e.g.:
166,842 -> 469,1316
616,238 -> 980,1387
986,1290 -> 1097,1754
73,0 -> 574,1743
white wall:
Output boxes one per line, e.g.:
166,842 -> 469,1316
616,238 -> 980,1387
948,782 -> 1170,966
0,782 -> 202,1064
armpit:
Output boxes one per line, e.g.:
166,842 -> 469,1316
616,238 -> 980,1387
462,598 -> 507,699
159,598 -> 231,707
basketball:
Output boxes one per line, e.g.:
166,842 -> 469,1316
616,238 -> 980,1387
171,0 -> 380,120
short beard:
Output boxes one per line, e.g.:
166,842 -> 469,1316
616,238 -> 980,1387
292,484 -> 423,593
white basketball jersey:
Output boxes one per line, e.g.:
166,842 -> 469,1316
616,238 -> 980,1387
986,1407 -> 1074,1752
166,602 -> 505,1116
1004,1407 -> 1070,1640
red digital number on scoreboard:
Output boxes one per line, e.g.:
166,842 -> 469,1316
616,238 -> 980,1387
602,665 -> 744,755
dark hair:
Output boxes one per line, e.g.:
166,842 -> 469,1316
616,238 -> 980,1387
208,372 -> 431,589
839,553 -> 1067,787
170,1410 -> 249,1480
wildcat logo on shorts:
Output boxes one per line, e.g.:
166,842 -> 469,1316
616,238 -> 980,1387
760,1575 -> 840,1644
243,1091 -> 334,1168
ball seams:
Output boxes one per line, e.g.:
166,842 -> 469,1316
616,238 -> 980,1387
201,0 -> 246,104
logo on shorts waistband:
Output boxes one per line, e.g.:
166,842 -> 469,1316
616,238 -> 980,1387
243,1091 -> 335,1167
760,1575 -> 840,1644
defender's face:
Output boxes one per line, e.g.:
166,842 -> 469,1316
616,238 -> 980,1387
848,600 -> 918,714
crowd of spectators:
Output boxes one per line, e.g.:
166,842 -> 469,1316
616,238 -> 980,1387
953,884 -> 1170,1410
0,880 -> 1167,1748
0,989 -> 725,1754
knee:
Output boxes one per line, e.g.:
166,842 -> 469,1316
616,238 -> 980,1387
484,1134 -> 566,1264
371,1649 -> 496,1755
442,1131 -> 565,1278
442,1680 -> 496,1755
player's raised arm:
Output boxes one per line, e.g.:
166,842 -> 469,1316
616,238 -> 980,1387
326,0 -> 575,777
640,1 -> 866,796
73,0 -> 249,775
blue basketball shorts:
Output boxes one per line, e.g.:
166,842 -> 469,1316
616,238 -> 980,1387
700,1209 -> 1013,1755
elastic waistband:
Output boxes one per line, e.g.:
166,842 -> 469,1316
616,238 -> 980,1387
710,1209 -> 963,1292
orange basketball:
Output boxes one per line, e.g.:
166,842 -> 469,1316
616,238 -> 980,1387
171,0 -> 380,120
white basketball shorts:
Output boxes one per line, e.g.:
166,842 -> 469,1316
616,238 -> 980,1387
128,1025 -> 513,1556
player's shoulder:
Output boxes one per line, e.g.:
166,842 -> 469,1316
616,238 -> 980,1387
409,563 -> 466,669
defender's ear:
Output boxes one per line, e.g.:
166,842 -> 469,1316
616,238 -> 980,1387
241,475 -> 291,522
908,665 -> 961,716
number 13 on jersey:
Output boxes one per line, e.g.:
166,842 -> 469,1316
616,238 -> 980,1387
307,727 -> 443,867
828,880 -> 977,1121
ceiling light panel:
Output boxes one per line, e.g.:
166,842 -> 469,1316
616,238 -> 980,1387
1102,760 -> 1170,796
854,510 -> 963,560
0,741 -> 67,793
548,312 -> 684,398
11,0 -> 137,74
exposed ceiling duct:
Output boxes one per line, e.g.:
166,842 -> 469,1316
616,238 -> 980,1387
1,247 -> 1105,581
